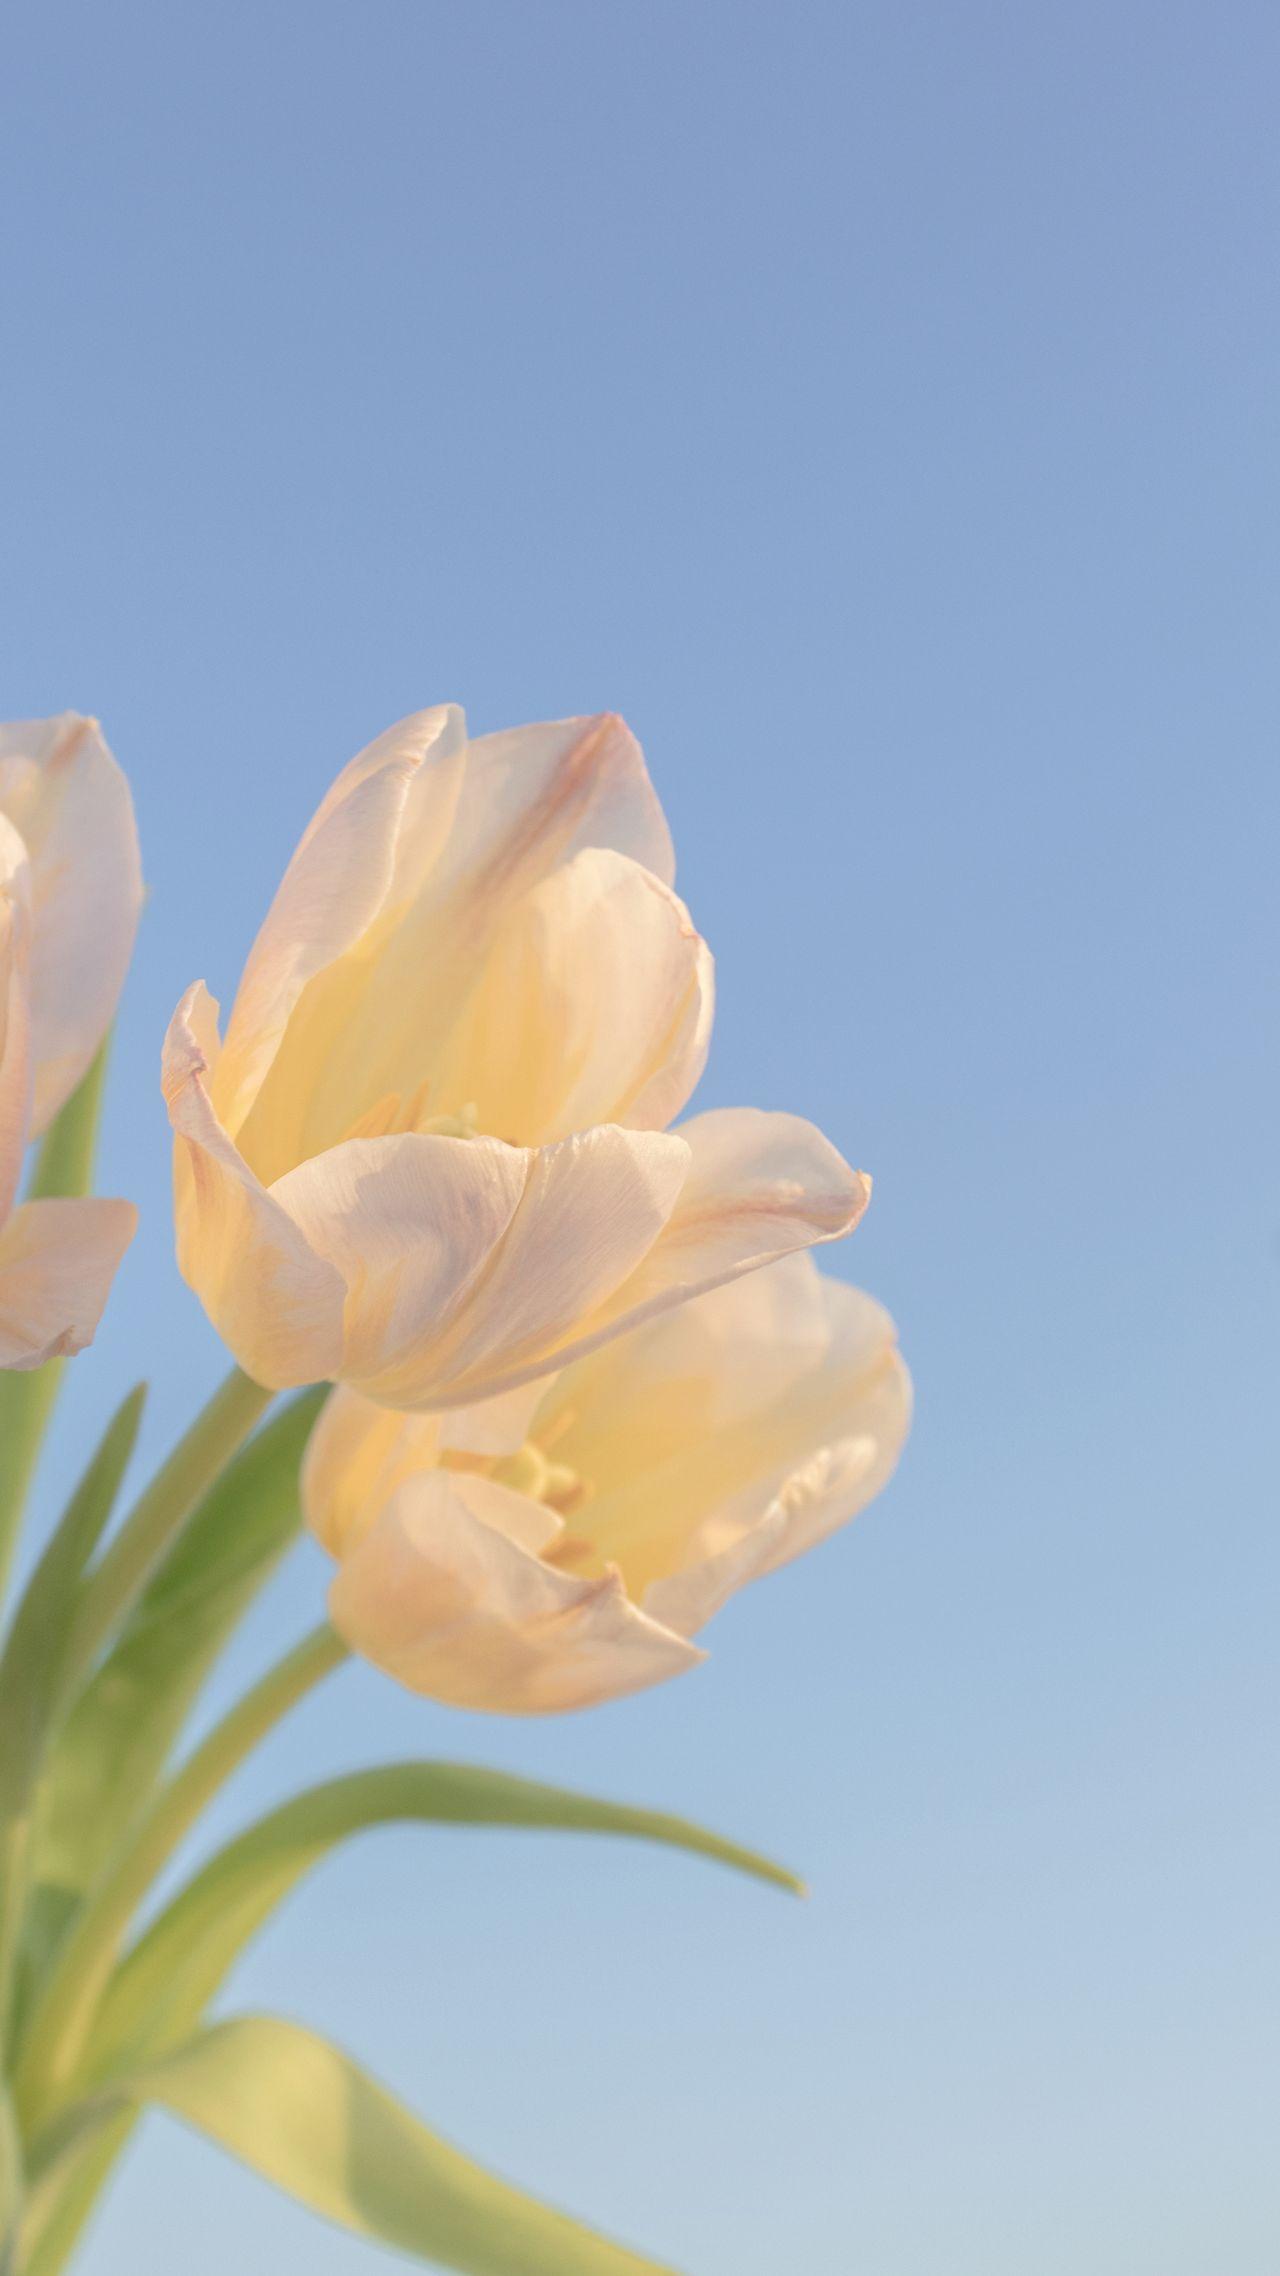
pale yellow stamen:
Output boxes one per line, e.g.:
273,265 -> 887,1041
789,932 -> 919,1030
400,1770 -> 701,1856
542,1462 -> 591,1517
543,1531 -> 598,1572
489,1443 -> 553,1500
468,1437 -> 596,1536
420,1102 -> 480,1139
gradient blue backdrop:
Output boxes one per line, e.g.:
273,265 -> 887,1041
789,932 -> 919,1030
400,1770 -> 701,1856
3,5 -> 1276,2271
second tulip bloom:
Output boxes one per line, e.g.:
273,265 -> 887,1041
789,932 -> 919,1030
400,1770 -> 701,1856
304,1254 -> 911,1712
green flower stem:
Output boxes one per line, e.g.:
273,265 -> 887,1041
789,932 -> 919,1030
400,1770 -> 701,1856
0,1820 -> 32,2066
62,1368 -> 274,1692
15,1622 -> 349,2134
0,1375 -> 60,1618
25,1048 -> 111,1212
0,2079 -> 20,2273
0,1046 -> 111,1612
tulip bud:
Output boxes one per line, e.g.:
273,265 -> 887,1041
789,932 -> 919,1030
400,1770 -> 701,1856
165,708 -> 869,1406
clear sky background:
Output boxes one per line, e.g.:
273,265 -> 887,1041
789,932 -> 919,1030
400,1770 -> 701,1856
2,4 -> 1277,2272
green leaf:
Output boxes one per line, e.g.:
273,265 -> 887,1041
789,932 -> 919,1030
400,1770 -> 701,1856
52,2015 -> 682,2274
30,1388 -> 326,1915
89,1761 -> 801,2076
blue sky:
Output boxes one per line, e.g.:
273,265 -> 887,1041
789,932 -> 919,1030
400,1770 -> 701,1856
3,3 -> 1277,2271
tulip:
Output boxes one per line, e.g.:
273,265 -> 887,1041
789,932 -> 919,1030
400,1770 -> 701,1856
164,708 -> 869,1406
0,712 -> 141,1367
303,1253 -> 910,1712
0,712 -> 144,1132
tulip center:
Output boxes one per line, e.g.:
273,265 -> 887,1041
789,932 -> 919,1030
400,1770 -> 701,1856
443,1435 -> 603,1575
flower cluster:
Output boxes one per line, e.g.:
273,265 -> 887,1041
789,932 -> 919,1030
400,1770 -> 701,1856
12,702 -> 910,1712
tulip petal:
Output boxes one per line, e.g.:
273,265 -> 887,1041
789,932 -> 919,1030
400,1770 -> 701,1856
329,1475 -> 703,1714
529,1255 -> 906,1609
303,1385 -> 565,1564
218,707 -> 467,1146
640,1504 -> 790,1639
437,1376 -> 552,1458
0,1196 -> 136,1369
637,1107 -> 871,1290
752,1292 -> 914,1580
440,713 -> 676,902
364,1125 -> 690,1410
302,1388 -> 443,1560
641,1284 -> 912,1635
0,714 -> 143,1133
226,712 -> 672,1184
271,1133 -> 531,1395
543,1249 -> 835,1489
429,849 -> 714,1146
429,1473 -> 565,1558
163,985 -> 347,1389
0,815 -> 33,1224
459,1109 -> 870,1406
643,1404 -> 910,1640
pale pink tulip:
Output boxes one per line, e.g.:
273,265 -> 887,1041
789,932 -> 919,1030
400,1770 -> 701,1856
0,807 -> 135,1367
0,713 -> 143,1132
164,709 -> 868,1404
304,1254 -> 909,1712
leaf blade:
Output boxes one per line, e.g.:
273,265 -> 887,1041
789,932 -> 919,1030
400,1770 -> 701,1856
77,2015 -> 682,2275
90,1760 -> 800,2076
31,1388 -> 325,1912
0,1389 -> 145,2053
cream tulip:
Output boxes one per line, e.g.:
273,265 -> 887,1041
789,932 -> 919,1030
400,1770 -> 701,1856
164,707 -> 869,1405
303,1253 -> 910,1713
0,809 -> 135,1367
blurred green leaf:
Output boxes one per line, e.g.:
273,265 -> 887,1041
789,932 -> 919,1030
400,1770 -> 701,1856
0,1389 -> 145,2053
50,2015 -> 681,2275
90,1760 -> 800,2076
